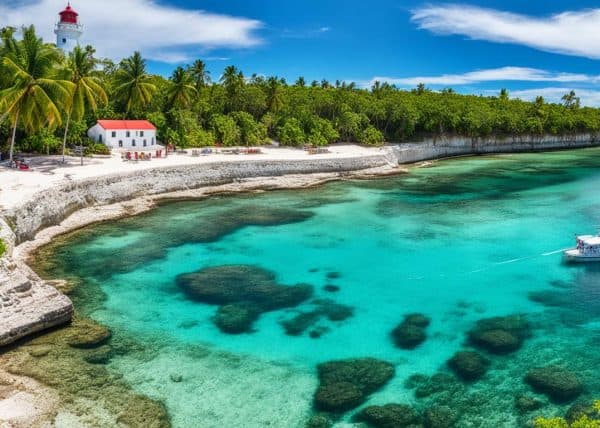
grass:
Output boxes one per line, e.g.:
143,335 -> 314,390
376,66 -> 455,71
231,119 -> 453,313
0,238 -> 6,258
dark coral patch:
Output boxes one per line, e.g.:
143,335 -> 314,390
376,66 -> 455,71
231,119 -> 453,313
177,265 -> 313,334
314,358 -> 395,412
391,313 -> 431,349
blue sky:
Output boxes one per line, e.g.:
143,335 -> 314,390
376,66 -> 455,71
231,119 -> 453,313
2,0 -> 600,104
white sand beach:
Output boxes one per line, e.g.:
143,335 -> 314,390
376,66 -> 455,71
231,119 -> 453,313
0,145 -> 387,211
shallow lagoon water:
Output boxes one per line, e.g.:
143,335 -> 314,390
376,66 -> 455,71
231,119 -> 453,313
42,149 -> 600,427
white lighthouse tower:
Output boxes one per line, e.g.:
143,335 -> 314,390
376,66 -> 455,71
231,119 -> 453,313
54,3 -> 82,52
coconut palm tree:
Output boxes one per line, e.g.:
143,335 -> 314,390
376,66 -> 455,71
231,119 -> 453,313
113,51 -> 156,116
0,25 -> 73,164
60,45 -> 107,162
266,76 -> 283,113
166,66 -> 197,110
189,59 -> 210,91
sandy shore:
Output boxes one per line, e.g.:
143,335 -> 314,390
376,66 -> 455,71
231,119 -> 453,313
0,145 -> 386,211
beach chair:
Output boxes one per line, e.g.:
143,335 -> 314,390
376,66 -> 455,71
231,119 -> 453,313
134,152 -> 139,161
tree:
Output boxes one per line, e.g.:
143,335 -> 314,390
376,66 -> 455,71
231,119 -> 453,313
499,88 -> 509,101
0,25 -> 73,163
113,51 -> 157,116
210,114 -> 241,146
562,90 -> 580,109
60,45 -> 107,162
295,77 -> 306,87
266,77 -> 283,113
220,66 -> 244,112
189,59 -> 210,91
166,66 -> 197,110
277,118 -> 305,145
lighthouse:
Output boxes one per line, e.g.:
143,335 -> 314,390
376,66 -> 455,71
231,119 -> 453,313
54,3 -> 82,52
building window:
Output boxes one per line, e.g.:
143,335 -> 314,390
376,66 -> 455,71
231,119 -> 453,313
143,140 -> 147,147
132,140 -> 136,147
118,140 -> 123,148
140,131 -> 145,137
135,131 -> 139,137
111,131 -> 117,138
62,38 -> 66,44
152,137 -> 155,144
126,131 -> 130,138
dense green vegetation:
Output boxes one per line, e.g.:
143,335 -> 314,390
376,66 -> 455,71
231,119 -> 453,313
0,238 -> 6,258
2,25 -> 600,160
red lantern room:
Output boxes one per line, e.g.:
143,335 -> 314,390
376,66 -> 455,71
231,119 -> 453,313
59,3 -> 79,24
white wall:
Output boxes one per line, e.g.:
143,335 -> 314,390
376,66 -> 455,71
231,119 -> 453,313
87,125 -> 157,150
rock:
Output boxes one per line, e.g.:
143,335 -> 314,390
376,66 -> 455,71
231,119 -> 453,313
423,405 -> 458,428
213,303 -> 261,334
314,358 -> 395,412
280,300 -> 353,337
314,381 -> 363,412
566,401 -> 600,424
415,373 -> 461,399
309,327 -> 329,339
525,366 -> 583,403
326,272 -> 341,280
391,313 -> 431,350
28,345 -> 52,358
323,285 -> 340,293
514,394 -> 543,414
355,404 -> 421,428
447,351 -> 490,382
404,313 -> 431,328
404,374 -> 429,389
468,315 -> 529,354
170,374 -> 183,383
281,311 -> 322,336
177,265 -> 313,311
305,414 -> 332,428
67,321 -> 111,349
83,345 -> 114,365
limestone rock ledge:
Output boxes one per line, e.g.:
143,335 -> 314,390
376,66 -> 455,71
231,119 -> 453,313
0,216 -> 72,347
0,258 -> 73,347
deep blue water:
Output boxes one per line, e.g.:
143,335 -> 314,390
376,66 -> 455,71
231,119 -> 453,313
43,149 -> 600,427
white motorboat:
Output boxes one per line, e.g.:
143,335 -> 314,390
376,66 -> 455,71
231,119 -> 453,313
564,235 -> 600,262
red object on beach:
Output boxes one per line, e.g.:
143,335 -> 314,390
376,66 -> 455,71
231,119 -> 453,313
134,152 -> 139,160
18,163 -> 29,171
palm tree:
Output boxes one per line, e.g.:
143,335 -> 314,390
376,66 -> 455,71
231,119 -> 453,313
266,77 -> 283,113
220,65 -> 244,112
295,76 -> 306,87
113,51 -> 156,116
166,67 -> 197,110
60,45 -> 107,162
0,25 -> 73,164
499,88 -> 509,101
562,90 -> 580,109
188,59 -> 210,91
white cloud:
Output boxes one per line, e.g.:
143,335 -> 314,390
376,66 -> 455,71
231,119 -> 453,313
0,0 -> 263,63
364,66 -> 598,88
411,4 -> 600,59
281,26 -> 332,39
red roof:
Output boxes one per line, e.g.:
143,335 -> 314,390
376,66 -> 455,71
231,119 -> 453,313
97,120 -> 156,131
59,3 -> 79,24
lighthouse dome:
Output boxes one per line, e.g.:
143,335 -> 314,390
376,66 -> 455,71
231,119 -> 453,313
59,3 -> 79,24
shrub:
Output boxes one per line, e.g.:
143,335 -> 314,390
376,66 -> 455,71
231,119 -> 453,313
85,143 -> 111,156
0,239 -> 6,258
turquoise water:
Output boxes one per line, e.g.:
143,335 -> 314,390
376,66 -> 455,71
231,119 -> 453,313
45,149 -> 600,427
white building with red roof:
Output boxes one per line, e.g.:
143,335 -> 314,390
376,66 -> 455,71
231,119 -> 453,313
88,120 -> 159,150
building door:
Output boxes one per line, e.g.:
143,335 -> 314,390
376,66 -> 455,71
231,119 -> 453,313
99,134 -> 103,143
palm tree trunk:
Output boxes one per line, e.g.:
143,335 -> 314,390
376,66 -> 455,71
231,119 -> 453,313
9,110 -> 19,165
62,112 -> 71,163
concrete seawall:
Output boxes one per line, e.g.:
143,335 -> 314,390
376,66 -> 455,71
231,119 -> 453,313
392,134 -> 600,164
